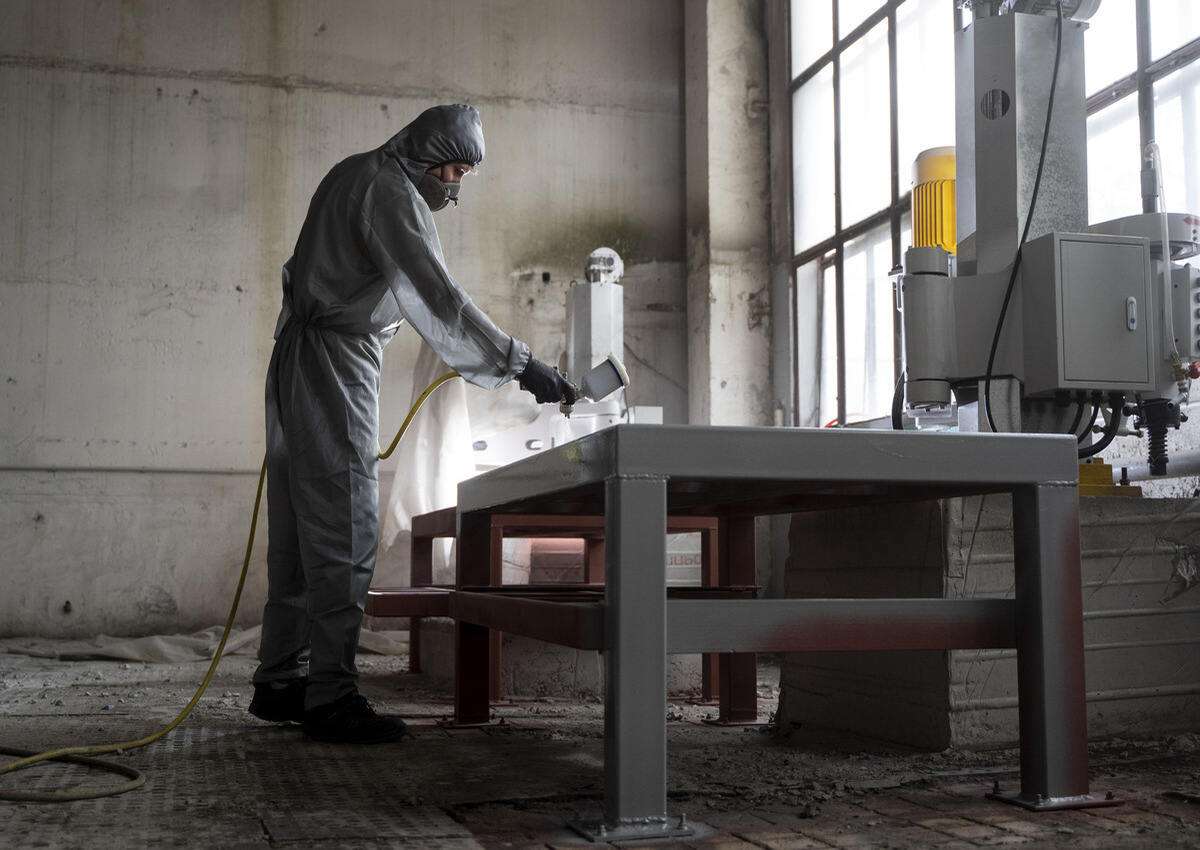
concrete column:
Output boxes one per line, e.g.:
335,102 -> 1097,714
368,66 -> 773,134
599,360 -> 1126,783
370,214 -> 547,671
765,0 -> 795,601
684,0 -> 772,427
766,0 -> 795,429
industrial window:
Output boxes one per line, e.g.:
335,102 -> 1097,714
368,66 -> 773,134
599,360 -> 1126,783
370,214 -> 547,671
1085,1 -> 1200,232
790,0 -> 955,427
790,1 -> 1200,427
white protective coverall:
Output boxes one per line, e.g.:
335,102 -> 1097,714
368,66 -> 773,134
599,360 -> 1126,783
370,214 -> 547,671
253,104 -> 530,709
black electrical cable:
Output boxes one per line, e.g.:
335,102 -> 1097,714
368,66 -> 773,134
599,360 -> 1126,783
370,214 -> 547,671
1077,397 -> 1100,444
1078,394 -> 1125,459
1066,397 -> 1086,440
891,371 -> 906,430
983,0 -> 1064,433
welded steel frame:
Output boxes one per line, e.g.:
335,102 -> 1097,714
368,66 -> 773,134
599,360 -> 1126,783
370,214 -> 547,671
447,425 -> 1112,838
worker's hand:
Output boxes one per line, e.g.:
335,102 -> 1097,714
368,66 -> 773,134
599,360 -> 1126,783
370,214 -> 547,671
518,358 -> 579,405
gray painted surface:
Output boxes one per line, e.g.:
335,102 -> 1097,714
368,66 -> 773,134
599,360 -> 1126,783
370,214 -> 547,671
782,495 -> 1200,748
0,0 -> 688,637
416,618 -> 704,700
456,425 -> 1080,515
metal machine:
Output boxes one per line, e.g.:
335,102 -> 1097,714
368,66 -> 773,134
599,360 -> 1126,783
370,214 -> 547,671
470,247 -> 661,471
900,0 -> 1200,475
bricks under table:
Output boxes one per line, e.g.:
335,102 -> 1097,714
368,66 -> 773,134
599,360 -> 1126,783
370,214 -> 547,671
384,506 -> 759,723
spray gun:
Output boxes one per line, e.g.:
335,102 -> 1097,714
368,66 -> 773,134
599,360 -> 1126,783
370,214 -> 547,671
559,353 -> 630,417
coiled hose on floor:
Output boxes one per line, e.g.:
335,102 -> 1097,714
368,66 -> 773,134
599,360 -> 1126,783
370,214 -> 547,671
0,371 -> 462,803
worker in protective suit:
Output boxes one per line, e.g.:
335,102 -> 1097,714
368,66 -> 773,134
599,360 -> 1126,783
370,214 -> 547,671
248,104 -> 575,743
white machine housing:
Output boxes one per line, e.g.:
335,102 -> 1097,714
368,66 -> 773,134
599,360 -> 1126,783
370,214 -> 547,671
471,247 -> 663,471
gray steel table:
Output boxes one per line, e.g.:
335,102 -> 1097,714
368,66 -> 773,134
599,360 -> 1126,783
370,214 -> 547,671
452,425 -> 1114,842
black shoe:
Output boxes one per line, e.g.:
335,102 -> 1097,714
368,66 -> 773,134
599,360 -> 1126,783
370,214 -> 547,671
248,678 -> 307,723
302,692 -> 407,744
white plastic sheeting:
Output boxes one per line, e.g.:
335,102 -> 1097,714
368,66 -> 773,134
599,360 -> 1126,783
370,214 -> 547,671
379,341 -> 554,585
380,342 -> 476,585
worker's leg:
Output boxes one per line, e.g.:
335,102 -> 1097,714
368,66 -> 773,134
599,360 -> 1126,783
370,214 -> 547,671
282,328 -> 385,711
254,341 -> 311,686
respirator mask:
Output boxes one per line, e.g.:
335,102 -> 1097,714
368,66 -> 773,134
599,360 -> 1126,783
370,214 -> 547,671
417,172 -> 460,212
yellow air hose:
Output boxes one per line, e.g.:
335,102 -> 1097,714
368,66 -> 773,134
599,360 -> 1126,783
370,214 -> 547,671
0,371 -> 462,803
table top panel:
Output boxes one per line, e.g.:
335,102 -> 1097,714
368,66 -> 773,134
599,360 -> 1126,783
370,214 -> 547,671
457,425 -> 1078,514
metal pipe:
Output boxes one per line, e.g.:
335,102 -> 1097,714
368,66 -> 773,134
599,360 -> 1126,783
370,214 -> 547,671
1117,450 -> 1200,482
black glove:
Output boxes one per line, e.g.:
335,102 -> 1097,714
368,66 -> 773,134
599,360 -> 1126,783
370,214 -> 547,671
518,358 -> 578,405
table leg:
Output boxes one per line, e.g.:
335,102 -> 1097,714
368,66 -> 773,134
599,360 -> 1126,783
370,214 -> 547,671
490,524 -> 504,702
700,525 -> 720,703
454,510 -> 491,725
584,537 -> 606,583
717,517 -> 758,724
409,532 -> 433,675
573,474 -> 690,842
990,483 -> 1113,811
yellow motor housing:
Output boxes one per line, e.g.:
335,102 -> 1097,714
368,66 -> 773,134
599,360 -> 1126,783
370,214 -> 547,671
912,146 -> 956,255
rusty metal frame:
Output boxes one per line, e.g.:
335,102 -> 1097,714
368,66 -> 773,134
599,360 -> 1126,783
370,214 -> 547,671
449,590 -> 605,651
401,507 -> 734,707
365,588 -> 450,619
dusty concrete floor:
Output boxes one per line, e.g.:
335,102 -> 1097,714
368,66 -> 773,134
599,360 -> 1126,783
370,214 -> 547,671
2,651 -> 1199,849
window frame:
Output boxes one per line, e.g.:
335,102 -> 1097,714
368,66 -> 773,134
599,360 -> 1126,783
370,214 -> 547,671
1086,0 -> 1200,222
789,0 -> 944,427
787,0 -> 1200,426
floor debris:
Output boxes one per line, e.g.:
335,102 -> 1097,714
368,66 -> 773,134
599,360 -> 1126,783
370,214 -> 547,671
1,653 -> 1198,848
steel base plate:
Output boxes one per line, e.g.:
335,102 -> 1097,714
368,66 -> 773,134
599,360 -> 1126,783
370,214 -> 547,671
987,788 -> 1120,811
700,716 -> 765,727
567,815 -> 694,844
436,716 -> 499,729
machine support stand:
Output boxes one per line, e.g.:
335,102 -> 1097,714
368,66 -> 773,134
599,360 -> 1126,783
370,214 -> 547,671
570,475 -> 694,843
987,483 -> 1119,812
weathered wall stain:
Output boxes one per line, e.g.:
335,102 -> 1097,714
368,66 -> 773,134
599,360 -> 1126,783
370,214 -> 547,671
0,0 -> 690,637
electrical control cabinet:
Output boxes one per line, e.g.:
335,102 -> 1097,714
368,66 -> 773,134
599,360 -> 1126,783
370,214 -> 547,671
1020,232 -> 1156,396
1178,263 -> 1200,360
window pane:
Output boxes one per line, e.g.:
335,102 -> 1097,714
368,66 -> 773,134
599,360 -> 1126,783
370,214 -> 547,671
839,0 -> 882,38
819,263 -> 839,426
897,0 -> 956,178
1153,62 -> 1200,220
1084,0 -> 1136,96
1150,0 -> 1200,61
793,65 -> 836,251
842,224 -> 896,423
1087,96 -> 1142,223
792,0 -> 833,75
795,259 -> 824,427
839,20 -> 890,226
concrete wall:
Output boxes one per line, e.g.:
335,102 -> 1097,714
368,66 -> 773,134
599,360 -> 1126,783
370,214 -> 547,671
0,0 -> 687,637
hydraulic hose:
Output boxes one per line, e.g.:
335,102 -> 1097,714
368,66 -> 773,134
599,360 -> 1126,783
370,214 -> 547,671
1078,393 -> 1125,460
1077,399 -> 1100,444
1066,397 -> 1086,440
0,371 -> 462,803
891,372 -> 906,431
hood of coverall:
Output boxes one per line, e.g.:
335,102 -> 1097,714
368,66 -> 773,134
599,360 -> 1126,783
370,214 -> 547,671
382,104 -> 486,186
